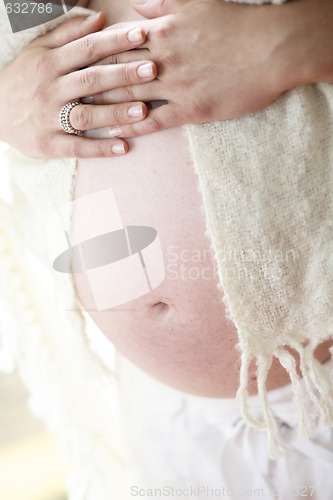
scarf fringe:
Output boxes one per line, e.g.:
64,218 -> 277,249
237,341 -> 333,460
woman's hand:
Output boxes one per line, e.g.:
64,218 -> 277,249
88,0 -> 333,137
0,13 -> 157,158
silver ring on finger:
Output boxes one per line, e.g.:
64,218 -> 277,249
59,101 -> 83,136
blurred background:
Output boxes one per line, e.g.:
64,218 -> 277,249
0,368 -> 68,500
0,148 -> 68,500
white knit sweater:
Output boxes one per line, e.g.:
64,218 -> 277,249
1,0 -> 333,497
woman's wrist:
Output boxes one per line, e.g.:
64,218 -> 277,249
273,0 -> 333,92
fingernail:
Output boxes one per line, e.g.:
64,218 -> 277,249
109,127 -> 122,137
138,62 -> 153,78
128,104 -> 143,118
112,143 -> 126,155
131,0 -> 149,4
127,28 -> 144,43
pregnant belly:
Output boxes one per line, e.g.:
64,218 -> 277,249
74,128 -> 323,397
72,129 -> 244,396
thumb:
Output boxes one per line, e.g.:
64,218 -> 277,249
131,0 -> 188,19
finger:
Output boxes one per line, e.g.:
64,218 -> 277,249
84,127 -> 114,139
69,102 -> 148,131
105,20 -> 147,31
55,26 -> 147,73
50,134 -> 129,158
130,0 -> 189,18
29,13 -> 106,49
59,61 -> 157,101
108,102 -> 182,137
88,80 -> 163,105
91,49 -> 151,67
